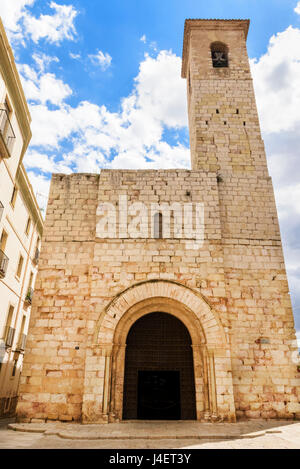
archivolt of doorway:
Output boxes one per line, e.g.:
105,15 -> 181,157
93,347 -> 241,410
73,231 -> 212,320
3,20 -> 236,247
82,280 -> 236,423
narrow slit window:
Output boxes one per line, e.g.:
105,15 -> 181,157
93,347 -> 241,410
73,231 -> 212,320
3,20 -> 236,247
10,186 -> 17,208
16,254 -> 24,279
25,216 -> 31,236
12,359 -> 17,377
154,212 -> 163,239
3,304 -> 14,341
0,230 -> 8,252
28,271 -> 33,288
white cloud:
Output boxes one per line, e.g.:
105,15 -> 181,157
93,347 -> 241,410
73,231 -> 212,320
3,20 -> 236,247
250,26 -> 300,134
22,48 -> 188,195
250,24 -> 300,331
32,52 -> 59,72
296,331 -> 300,349
19,63 -> 72,106
26,171 -> 51,215
0,0 -> 78,45
23,149 -> 71,174
24,49 -> 187,156
0,0 -> 35,42
29,103 -> 76,147
134,51 -> 187,129
88,50 -> 112,71
69,52 -> 81,60
295,2 -> 300,14
23,1 -> 77,44
275,183 -> 300,219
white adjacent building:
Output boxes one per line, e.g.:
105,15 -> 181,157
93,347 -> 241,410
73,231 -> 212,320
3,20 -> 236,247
0,18 -> 43,417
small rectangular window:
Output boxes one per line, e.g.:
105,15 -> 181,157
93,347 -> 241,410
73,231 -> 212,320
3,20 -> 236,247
28,271 -> 33,288
4,98 -> 12,116
0,230 -> 8,252
16,254 -> 24,279
17,315 -> 27,351
1,97 -> 12,136
4,397 -> 11,411
12,359 -> 17,377
1,96 -> 15,155
25,217 -> 31,236
3,304 -> 15,347
19,315 -> 26,336
154,212 -> 163,239
10,186 -> 17,208
3,305 -> 14,337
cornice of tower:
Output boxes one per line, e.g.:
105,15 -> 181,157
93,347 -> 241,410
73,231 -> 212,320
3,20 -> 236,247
181,18 -> 250,78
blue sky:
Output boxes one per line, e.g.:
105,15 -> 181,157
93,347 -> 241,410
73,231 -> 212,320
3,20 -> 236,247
0,0 -> 300,342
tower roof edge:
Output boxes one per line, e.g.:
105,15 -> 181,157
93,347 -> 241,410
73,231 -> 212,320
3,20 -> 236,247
181,18 -> 250,78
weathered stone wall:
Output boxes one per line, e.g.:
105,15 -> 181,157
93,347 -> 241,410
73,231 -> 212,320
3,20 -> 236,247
16,175 -> 99,421
17,170 -> 234,422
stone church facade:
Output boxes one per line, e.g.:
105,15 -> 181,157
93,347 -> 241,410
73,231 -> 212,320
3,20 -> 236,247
16,19 -> 300,423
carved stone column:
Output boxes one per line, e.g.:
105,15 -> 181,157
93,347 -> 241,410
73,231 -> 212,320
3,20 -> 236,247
207,349 -> 218,420
200,347 -> 210,420
109,344 -> 126,422
101,345 -> 113,419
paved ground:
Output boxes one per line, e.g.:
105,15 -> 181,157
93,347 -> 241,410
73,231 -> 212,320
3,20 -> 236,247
1,419 -> 300,449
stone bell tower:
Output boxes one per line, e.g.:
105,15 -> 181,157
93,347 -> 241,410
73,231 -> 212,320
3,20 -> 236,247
182,19 -> 299,419
182,19 -> 265,175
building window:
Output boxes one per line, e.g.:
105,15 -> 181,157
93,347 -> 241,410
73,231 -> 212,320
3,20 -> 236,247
153,212 -> 163,239
3,304 -> 15,347
0,229 -> 8,252
12,359 -> 17,377
25,272 -> 34,305
188,68 -> 192,94
10,186 -> 17,208
0,97 -> 15,156
16,254 -> 24,279
0,201 -> 3,221
211,42 -> 229,68
0,230 -> 9,278
4,397 -> 11,412
33,236 -> 40,265
17,315 -> 27,351
25,217 -> 31,236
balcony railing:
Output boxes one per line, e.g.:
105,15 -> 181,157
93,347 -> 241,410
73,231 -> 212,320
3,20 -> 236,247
5,327 -> 15,347
0,249 -> 9,278
0,107 -> 15,157
25,287 -> 34,305
17,333 -> 27,352
33,247 -> 40,265
0,201 -> 3,221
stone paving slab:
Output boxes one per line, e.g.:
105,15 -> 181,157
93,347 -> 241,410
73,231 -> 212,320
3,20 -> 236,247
2,420 -> 300,449
7,420 -> 294,441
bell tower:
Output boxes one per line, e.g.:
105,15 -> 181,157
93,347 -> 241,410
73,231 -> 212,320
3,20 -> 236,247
182,19 -> 299,420
182,19 -> 267,177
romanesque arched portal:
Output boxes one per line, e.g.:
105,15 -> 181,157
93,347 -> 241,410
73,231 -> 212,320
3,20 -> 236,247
123,311 -> 196,420
82,280 -> 236,423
